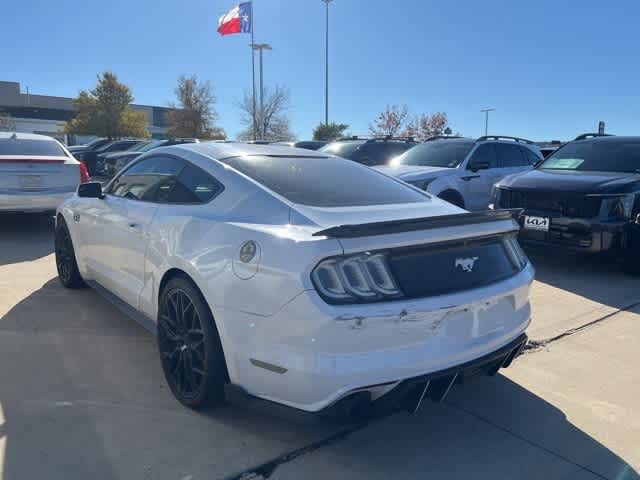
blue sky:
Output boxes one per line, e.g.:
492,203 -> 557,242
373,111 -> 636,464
3,0 -> 640,140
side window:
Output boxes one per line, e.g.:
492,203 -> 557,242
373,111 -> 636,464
167,163 -> 224,203
522,147 -> 542,166
496,144 -> 529,167
468,144 -> 498,169
108,156 -> 184,202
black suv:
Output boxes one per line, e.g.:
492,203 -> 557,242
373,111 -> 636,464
494,134 -> 640,273
318,136 -> 417,166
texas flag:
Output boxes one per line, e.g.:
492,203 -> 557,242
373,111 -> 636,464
217,2 -> 252,36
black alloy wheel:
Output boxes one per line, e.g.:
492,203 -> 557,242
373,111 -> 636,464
157,277 -> 228,409
55,217 -> 86,288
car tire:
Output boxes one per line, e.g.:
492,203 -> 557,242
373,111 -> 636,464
438,190 -> 465,209
157,275 -> 229,410
54,216 -> 87,289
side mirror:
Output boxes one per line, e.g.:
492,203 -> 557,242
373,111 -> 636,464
78,182 -> 104,199
469,161 -> 490,172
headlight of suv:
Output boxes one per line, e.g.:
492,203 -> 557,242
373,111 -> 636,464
311,253 -> 403,304
598,194 -> 635,219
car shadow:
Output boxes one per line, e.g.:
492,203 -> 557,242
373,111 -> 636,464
0,213 -> 55,266
1,278 -> 637,479
527,249 -> 640,310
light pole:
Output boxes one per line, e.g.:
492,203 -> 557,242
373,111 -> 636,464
251,43 -> 272,140
480,108 -> 495,136
322,0 -> 333,126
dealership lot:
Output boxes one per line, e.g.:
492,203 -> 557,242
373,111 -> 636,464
0,214 -> 638,479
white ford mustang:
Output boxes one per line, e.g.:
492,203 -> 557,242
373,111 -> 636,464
55,142 -> 533,417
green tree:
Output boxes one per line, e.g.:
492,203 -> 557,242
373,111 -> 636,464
165,75 -> 225,140
312,122 -> 349,141
65,72 -> 149,139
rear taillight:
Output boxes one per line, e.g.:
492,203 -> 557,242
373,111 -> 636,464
79,162 -> 90,183
311,253 -> 403,304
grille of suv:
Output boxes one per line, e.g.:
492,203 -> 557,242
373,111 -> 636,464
499,190 -> 601,218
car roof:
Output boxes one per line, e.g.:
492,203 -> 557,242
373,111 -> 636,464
170,141 -> 329,160
574,135 -> 640,143
0,132 -> 57,141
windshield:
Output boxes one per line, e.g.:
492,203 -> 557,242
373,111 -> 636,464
318,141 -> 364,159
85,138 -> 106,149
393,141 -> 474,168
136,141 -> 165,152
540,140 -> 640,173
221,155 -> 427,207
126,141 -> 150,151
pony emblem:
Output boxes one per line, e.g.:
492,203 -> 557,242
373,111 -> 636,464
455,257 -> 479,273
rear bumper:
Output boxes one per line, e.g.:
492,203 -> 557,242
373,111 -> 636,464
518,216 -> 628,254
0,190 -> 74,212
226,333 -> 528,422
217,263 -> 534,413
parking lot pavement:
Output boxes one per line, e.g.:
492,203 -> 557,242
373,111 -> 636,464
1,214 -> 639,479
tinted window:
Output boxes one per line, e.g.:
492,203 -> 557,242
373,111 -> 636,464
0,138 -> 67,157
468,144 -> 498,169
221,155 -> 427,207
109,156 -> 222,203
496,143 -> 528,167
360,143 -> 414,166
539,140 -> 640,173
167,163 -> 223,203
318,141 -> 364,159
109,156 -> 184,201
395,141 -> 474,168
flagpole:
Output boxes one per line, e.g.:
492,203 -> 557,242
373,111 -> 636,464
250,7 -> 257,141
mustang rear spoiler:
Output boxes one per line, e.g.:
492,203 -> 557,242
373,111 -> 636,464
312,209 -> 523,239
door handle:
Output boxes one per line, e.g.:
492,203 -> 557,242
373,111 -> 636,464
128,222 -> 140,229
461,175 -> 480,181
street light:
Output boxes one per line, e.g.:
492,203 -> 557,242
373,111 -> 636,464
480,108 -> 495,136
250,43 -> 272,140
322,0 -> 334,125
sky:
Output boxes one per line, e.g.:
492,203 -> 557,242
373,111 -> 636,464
2,0 -> 640,141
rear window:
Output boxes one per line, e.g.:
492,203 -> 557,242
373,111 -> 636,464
0,138 -> 67,157
394,141 -> 474,168
221,155 -> 428,207
318,141 -> 364,159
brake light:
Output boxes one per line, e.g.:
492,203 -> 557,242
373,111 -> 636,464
79,161 -> 90,184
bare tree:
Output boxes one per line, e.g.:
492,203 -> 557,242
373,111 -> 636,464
166,75 -> 225,139
237,85 -> 295,141
369,104 -> 409,137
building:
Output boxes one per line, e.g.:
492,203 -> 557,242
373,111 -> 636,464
0,80 -> 172,144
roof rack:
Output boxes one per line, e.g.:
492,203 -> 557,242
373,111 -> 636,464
476,135 -> 534,145
424,135 -> 464,142
336,135 -> 417,143
573,133 -> 614,141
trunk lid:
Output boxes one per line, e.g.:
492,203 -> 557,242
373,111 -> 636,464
0,156 -> 80,191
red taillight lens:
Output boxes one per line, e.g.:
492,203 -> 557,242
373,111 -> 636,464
79,161 -> 90,184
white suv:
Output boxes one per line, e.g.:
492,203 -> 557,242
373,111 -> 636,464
376,136 -> 543,211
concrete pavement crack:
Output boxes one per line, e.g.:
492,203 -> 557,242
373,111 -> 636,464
221,421 -> 374,480
522,300 -> 640,354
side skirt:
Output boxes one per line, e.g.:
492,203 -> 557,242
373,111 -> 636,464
86,280 -> 157,335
